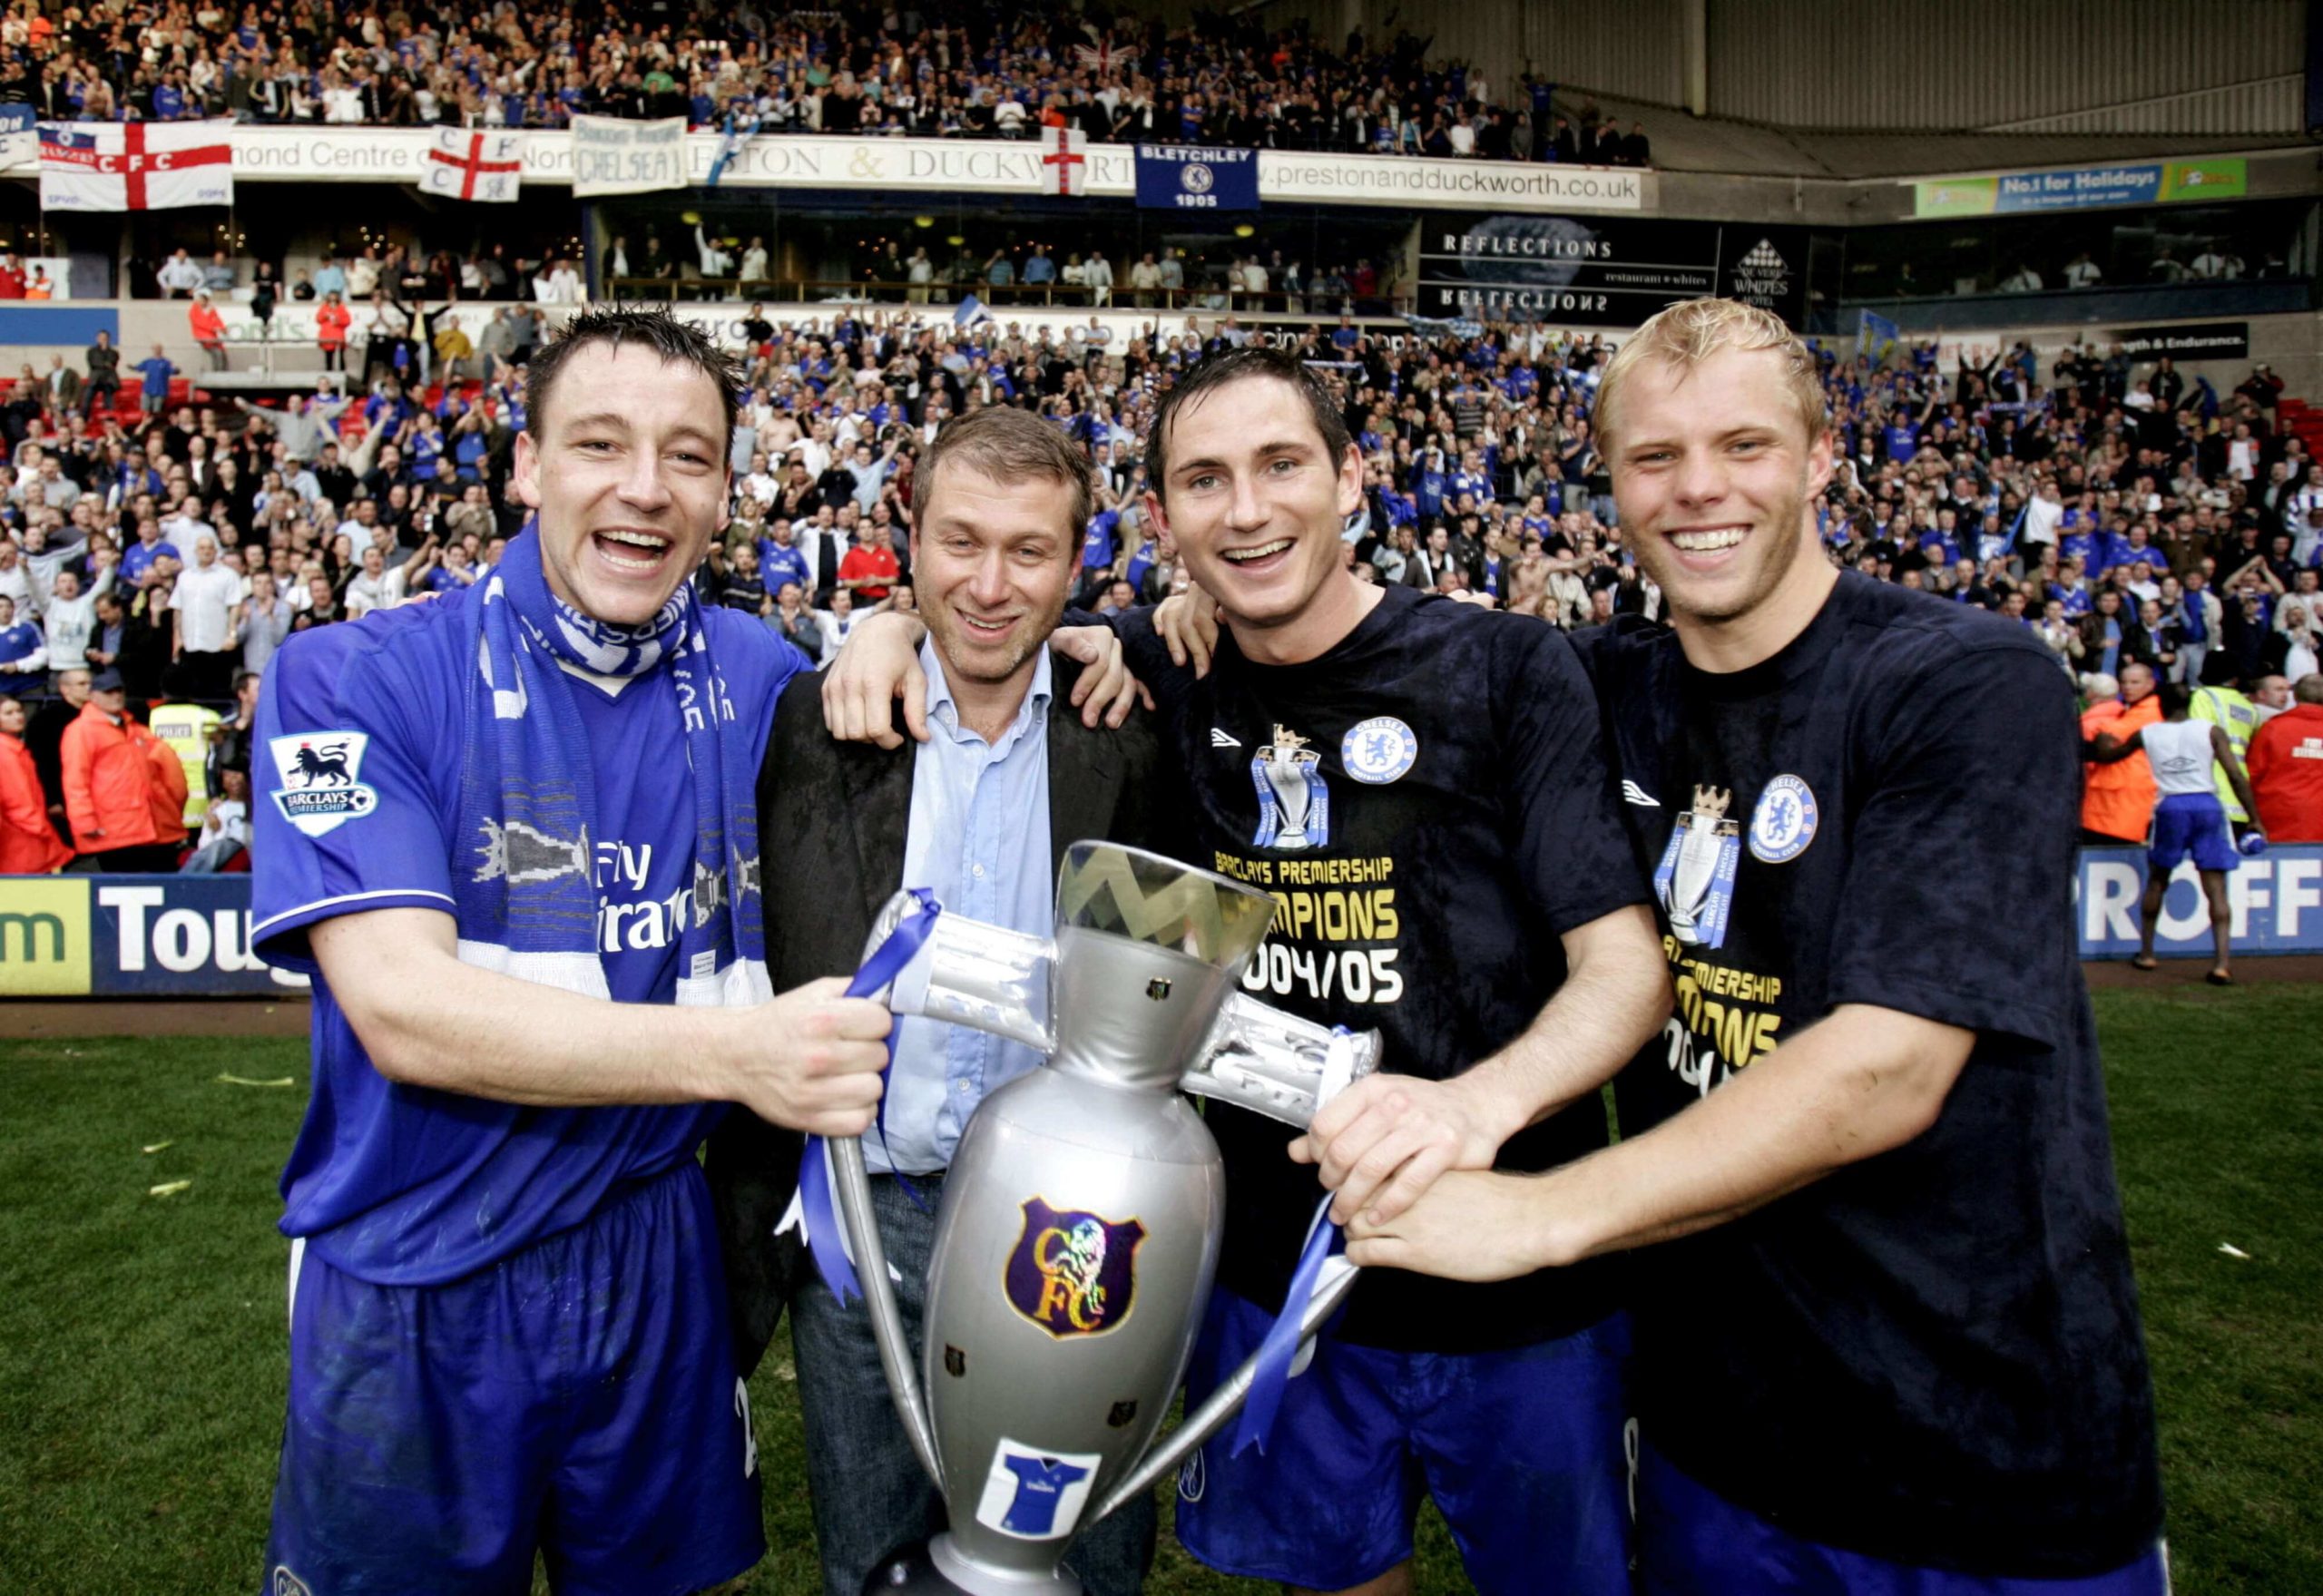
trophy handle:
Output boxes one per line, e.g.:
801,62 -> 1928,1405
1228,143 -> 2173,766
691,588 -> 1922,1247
1086,1257 -> 1362,1524
827,893 -> 1061,1499
828,1131 -> 949,1495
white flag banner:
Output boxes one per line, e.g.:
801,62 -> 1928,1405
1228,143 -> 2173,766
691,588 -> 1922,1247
1038,127 -> 1088,197
570,115 -> 687,197
38,119 -> 234,211
421,127 -> 523,203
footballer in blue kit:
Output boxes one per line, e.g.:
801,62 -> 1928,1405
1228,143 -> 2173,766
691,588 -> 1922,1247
250,309 -> 896,1596
1350,301 -> 2165,1595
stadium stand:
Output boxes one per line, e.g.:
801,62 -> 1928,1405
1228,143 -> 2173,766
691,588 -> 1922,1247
0,1 -> 1617,160
0,0 -> 2313,886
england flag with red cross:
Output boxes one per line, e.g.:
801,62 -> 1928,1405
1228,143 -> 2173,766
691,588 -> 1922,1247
1039,127 -> 1087,197
39,120 -> 234,211
423,127 -> 524,203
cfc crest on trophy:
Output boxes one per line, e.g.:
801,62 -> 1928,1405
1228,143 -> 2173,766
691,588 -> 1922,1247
822,841 -> 1382,1595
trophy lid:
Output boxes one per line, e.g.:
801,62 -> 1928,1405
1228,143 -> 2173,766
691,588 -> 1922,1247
1054,841 -> 1275,974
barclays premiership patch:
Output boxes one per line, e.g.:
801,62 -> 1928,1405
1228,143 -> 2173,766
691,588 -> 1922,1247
1003,1197 -> 1145,1338
1340,716 -> 1417,785
269,732 -> 378,837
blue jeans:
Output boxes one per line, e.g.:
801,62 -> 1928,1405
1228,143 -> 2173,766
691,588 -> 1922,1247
789,1172 -> 1155,1596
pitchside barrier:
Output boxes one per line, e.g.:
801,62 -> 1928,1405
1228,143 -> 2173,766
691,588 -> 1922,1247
2077,845 -> 2323,958
0,853 -> 2318,998
0,875 -> 306,997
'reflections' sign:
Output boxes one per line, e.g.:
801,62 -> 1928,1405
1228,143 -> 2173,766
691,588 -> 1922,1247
0,129 -> 1647,214
1416,214 -> 1807,328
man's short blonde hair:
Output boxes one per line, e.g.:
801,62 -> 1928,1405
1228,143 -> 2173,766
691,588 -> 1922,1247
1594,299 -> 1828,455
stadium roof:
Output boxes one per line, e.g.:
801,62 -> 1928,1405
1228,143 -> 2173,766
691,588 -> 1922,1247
1559,89 -> 2309,181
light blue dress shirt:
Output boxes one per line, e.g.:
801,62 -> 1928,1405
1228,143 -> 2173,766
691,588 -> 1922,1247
869,639 -> 1054,1174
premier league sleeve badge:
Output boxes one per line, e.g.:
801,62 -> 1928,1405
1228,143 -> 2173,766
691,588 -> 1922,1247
1654,785 -> 1740,949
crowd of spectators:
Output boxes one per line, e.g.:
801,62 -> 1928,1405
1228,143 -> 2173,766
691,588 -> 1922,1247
0,0 -> 1645,162
4,296 -> 2320,876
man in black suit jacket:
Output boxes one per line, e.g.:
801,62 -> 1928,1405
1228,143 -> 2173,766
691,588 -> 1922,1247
706,408 -> 1171,1596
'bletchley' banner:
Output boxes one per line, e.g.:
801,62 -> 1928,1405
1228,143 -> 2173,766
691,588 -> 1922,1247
0,875 -> 307,996
1135,143 -> 1260,211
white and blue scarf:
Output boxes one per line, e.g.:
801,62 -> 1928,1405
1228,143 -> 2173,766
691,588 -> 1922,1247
455,529 -> 767,1006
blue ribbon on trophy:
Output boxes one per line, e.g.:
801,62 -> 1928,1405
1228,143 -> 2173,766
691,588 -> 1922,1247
794,888 -> 944,1307
1230,1023 -> 1358,1456
1652,786 -> 1740,951
1232,1190 -> 1342,1456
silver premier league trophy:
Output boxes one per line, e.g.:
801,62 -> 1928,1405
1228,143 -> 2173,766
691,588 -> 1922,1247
821,841 -> 1379,1596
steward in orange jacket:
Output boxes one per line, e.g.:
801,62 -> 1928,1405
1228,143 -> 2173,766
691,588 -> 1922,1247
60,678 -> 182,869
2081,687 -> 2163,844
0,703 -> 70,873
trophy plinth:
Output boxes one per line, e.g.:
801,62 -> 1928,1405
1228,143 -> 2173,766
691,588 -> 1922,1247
863,1533 -> 1076,1596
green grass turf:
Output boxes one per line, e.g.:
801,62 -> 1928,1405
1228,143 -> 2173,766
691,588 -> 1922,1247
1,987 -> 2317,1594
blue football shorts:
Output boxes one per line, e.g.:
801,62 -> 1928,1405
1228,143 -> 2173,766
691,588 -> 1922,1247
1172,1286 -> 1632,1594
2148,792 -> 2238,875
262,1160 -> 763,1596
1636,1436 -> 2169,1596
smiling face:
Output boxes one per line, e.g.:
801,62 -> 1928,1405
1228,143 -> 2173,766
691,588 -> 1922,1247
912,460 -> 1076,694
1611,345 -> 1833,636
513,341 -> 730,626
1145,375 -> 1362,652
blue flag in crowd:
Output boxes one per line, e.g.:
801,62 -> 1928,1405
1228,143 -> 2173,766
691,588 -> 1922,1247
0,104 -> 34,168
1133,144 -> 1260,211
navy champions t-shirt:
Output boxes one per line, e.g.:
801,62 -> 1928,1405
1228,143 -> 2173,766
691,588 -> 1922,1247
1577,571 -> 2162,1576
1118,585 -> 1649,1352
253,596 -> 803,1287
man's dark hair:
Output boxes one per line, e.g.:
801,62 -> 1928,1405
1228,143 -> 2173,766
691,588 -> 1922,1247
525,306 -> 741,457
912,406 -> 1093,554
1145,346 -> 1353,503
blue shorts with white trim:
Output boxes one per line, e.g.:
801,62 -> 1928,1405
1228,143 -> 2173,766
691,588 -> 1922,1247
261,1160 -> 762,1596
1172,1287 -> 1631,1594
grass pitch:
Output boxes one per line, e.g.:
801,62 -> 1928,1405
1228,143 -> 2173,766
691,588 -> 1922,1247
2,986 -> 2318,1594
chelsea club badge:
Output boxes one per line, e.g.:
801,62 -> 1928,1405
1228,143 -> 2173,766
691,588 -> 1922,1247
1748,775 -> 1818,864
1340,717 -> 1418,785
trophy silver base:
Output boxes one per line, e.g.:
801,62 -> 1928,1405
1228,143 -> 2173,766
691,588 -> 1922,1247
863,1533 -> 1082,1596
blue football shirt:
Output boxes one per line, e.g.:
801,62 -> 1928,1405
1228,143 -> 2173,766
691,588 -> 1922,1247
252,592 -> 802,1286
